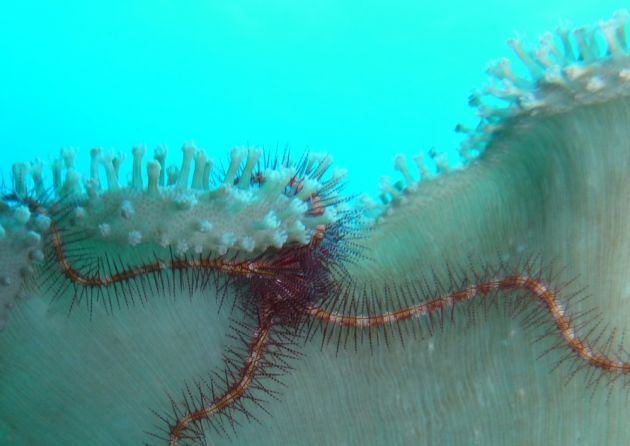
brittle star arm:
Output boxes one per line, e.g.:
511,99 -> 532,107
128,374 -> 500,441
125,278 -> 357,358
167,308 -> 274,446
49,222 -> 275,285
305,275 -> 630,375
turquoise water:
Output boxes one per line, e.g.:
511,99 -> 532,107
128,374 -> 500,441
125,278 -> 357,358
0,1 -> 624,195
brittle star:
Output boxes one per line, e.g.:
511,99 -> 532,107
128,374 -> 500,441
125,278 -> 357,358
3,9 -> 630,446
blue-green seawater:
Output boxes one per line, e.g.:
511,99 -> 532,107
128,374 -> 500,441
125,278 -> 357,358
0,0 -> 622,194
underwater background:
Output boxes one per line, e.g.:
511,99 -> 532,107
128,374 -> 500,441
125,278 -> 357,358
0,0 -> 624,194
3,1 -> 630,446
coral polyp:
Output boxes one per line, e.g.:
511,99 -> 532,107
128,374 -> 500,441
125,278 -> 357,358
3,9 -> 630,446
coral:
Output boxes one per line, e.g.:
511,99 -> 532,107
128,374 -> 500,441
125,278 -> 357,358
2,9 -> 630,446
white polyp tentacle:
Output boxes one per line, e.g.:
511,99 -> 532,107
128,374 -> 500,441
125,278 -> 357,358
89,148 -> 101,190
190,150 -> 208,190
61,149 -> 82,197
534,46 -> 553,68
114,152 -> 125,171
573,28 -> 595,63
223,147 -> 247,185
261,168 -> 293,199
486,58 -> 513,81
146,160 -> 161,196
29,159 -> 45,197
176,143 -> 197,190
486,79 -> 527,101
507,35 -> 542,79
556,23 -> 576,62
238,148 -> 262,189
166,165 -> 178,186
412,154 -> 430,180
100,152 -> 120,192
154,145 -> 167,186
202,160 -> 213,191
378,176 -> 405,206
394,155 -> 417,192
599,19 -> 623,58
12,163 -> 29,199
540,31 -> 564,65
61,169 -> 81,197
430,149 -> 450,174
83,178 -> 99,201
50,157 -> 63,195
61,147 -> 77,169
131,145 -> 146,190
614,9 -> 628,52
